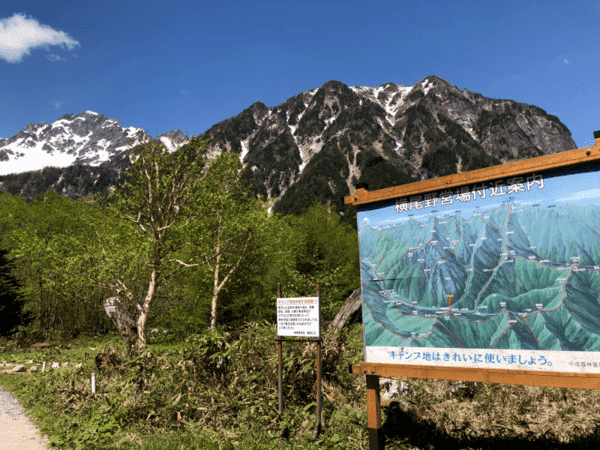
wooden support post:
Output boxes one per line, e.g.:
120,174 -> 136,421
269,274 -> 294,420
315,284 -> 322,437
366,374 -> 384,450
277,283 -> 284,415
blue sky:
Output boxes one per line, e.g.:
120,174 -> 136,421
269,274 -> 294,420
1,0 -> 598,148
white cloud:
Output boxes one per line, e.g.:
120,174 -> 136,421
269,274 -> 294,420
50,98 -> 68,109
563,58 -> 569,64
0,13 -> 80,64
47,53 -> 66,62
558,189 -> 600,202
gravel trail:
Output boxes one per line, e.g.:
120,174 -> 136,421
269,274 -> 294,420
0,385 -> 51,449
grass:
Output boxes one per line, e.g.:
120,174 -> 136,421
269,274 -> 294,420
1,324 -> 600,449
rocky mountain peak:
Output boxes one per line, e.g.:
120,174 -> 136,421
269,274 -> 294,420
203,76 -> 576,216
158,129 -> 188,143
0,111 -> 188,175
0,76 -> 578,221
317,79 -> 350,95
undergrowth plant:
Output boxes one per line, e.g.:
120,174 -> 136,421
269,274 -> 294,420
3,322 -> 600,449
0,322 -> 368,449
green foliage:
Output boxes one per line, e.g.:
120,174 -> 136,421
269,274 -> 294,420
0,247 -> 28,336
0,136 -> 363,339
0,164 -> 126,202
171,150 -> 273,330
421,143 -> 458,177
204,102 -> 265,154
4,323 -> 600,448
158,199 -> 360,333
277,202 -> 359,322
558,406 -> 577,417
0,321 -> 368,449
1,191 -> 116,339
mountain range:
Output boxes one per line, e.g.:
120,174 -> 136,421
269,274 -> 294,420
0,75 -> 577,218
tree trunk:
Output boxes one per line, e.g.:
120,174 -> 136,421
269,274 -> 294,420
136,266 -> 159,351
327,288 -> 363,333
136,310 -> 148,352
103,297 -> 137,355
210,247 -> 221,330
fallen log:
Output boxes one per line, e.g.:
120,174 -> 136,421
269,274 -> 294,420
327,288 -> 362,333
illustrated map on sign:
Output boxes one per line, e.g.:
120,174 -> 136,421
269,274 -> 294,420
358,164 -> 600,351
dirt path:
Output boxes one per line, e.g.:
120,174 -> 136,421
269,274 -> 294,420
0,384 -> 51,449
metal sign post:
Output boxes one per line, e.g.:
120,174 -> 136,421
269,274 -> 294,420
275,283 -> 322,435
315,284 -> 322,437
277,283 -> 284,415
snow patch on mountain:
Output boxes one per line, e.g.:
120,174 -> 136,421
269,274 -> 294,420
421,79 -> 434,96
385,87 -> 413,117
239,138 -> 250,164
158,136 -> 177,152
324,115 -> 337,127
0,111 -> 187,176
350,82 -> 413,120
297,135 -> 323,174
0,141 -> 78,175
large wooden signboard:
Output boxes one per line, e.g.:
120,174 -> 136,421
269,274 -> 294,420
346,133 -> 600,450
347,132 -> 600,388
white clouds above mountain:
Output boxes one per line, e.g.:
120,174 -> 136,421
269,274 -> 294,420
0,13 -> 80,64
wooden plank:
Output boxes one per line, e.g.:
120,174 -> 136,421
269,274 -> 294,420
351,362 -> 600,390
366,375 -> 381,428
345,138 -> 600,206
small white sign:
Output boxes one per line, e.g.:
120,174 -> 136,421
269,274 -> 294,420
277,297 -> 320,338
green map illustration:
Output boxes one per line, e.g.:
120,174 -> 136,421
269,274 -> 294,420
358,165 -> 600,351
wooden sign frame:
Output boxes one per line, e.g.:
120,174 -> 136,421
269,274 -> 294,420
345,132 -> 600,450
345,132 -> 600,208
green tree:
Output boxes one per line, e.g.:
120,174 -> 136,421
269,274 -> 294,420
185,151 -> 271,329
0,246 -> 27,336
3,192 -> 115,339
170,197 -> 292,332
280,202 -> 360,321
2,135 -> 271,351
87,135 -> 269,350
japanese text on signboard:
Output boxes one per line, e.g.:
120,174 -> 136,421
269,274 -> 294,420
395,173 -> 544,213
277,297 -> 320,338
